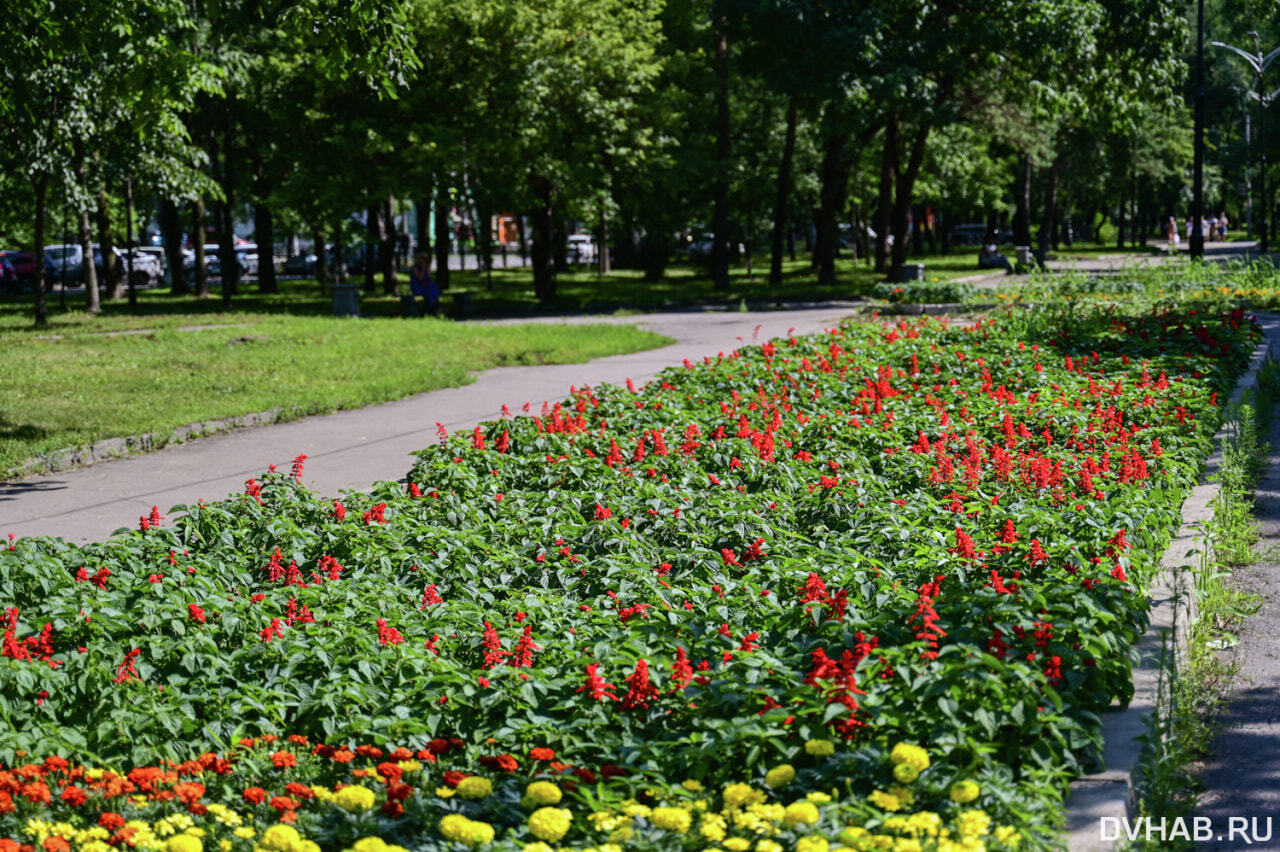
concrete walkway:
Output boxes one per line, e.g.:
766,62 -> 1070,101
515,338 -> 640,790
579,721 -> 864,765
1192,396 -> 1280,848
0,306 -> 858,545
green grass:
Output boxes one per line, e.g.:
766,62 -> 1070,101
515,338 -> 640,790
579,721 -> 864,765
0,298 -> 672,479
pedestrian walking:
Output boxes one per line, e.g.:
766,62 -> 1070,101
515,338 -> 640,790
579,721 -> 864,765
1166,216 -> 1181,250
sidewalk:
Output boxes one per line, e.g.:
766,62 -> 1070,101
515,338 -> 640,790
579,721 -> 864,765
0,307 -> 858,545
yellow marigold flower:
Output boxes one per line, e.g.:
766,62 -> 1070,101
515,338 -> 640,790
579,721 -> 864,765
435,786 -> 456,798
522,781 -> 563,808
804,740 -> 836,757
523,845 -> 554,852
806,792 -> 831,804
906,812 -> 942,837
956,810 -> 990,840
397,760 -> 421,773
892,763 -> 919,784
724,839 -> 751,851
888,743 -> 929,772
599,845 -> 625,852
622,803 -> 652,819
83,842 -> 112,852
465,822 -> 495,848
309,787 -> 333,803
867,790 -> 901,812
756,842 -> 782,852
994,825 -> 1020,847
764,764 -> 795,789
349,839 -> 387,852
219,843 -> 231,852
439,815 -> 472,844
700,813 -> 728,843
649,808 -> 692,834
234,829 -> 256,840
528,808 -> 573,843
838,826 -> 870,845
296,843 -> 321,852
456,776 -> 494,800
259,825 -> 301,852
949,780 -> 981,805
166,838 -> 201,852
889,785 -> 915,806
893,840 -> 923,852
588,812 -> 622,832
722,783 -> 764,809
608,826 -> 633,843
682,779 -> 705,792
334,785 -> 376,812
782,802 -> 819,827
796,838 -> 828,852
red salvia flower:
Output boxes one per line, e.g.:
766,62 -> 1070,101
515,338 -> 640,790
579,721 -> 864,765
576,663 -> 619,701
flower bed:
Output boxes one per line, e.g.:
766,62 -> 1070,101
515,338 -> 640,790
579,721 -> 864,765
0,307 -> 1258,851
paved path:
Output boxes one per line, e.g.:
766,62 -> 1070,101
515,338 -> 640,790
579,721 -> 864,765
0,306 -> 858,545
1193,397 -> 1280,849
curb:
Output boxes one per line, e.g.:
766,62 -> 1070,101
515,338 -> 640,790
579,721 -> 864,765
10,408 -> 289,480
1062,312 -> 1280,850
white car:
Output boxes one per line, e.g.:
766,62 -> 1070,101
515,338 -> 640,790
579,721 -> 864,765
567,234 -> 597,263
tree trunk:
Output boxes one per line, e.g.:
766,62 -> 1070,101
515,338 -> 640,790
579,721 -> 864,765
552,209 -> 568,272
598,200 -> 611,276
434,180 -> 451,290
313,226 -> 328,293
1116,169 -> 1127,249
415,197 -> 430,260
193,200 -> 209,298
769,93 -> 799,287
814,132 -> 849,286
333,220 -> 347,284
72,145 -> 101,315
710,5 -> 731,291
889,123 -> 932,281
78,207 -> 100,314
1039,158 -> 1061,255
98,190 -> 123,299
33,175 -> 48,326
255,203 -> 277,294
529,174 -> 555,303
874,117 -> 897,275
381,196 -> 397,295
363,204 -> 378,294
218,114 -> 237,308
1013,153 -> 1032,246
218,199 -> 235,308
161,198 -> 185,295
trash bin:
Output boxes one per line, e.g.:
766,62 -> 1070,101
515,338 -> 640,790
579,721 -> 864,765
450,291 -> 473,318
332,283 -> 359,317
899,264 -> 926,283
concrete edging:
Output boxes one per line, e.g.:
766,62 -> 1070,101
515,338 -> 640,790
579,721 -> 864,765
11,408 -> 289,479
1062,312 -> 1280,850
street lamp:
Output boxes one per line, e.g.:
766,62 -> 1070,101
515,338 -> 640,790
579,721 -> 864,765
1211,33 -> 1280,254
1191,0 -> 1205,259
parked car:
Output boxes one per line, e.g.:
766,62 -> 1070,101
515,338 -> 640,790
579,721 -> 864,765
948,224 -> 987,247
99,246 -> 163,287
567,234 -> 597,263
3,250 -> 58,286
0,255 -> 16,293
45,244 -> 84,283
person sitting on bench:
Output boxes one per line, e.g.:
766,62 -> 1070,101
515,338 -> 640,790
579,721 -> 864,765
978,230 -> 1013,274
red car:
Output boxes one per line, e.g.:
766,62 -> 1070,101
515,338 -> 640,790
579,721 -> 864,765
0,250 -> 57,289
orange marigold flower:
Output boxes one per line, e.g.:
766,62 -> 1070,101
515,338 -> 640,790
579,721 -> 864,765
242,787 -> 268,805
270,751 -> 297,770
42,837 -> 69,852
98,813 -> 125,830
267,796 -> 295,812
529,747 -> 556,762
58,786 -> 88,807
278,811 -> 298,825
330,749 -> 354,764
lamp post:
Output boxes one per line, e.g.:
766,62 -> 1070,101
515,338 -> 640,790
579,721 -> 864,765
1211,33 -> 1280,255
1191,0 -> 1206,259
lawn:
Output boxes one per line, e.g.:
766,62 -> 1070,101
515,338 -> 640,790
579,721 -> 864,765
0,301 -> 670,479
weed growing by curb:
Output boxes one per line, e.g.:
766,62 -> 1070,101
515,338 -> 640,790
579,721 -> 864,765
1126,361 -> 1277,850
